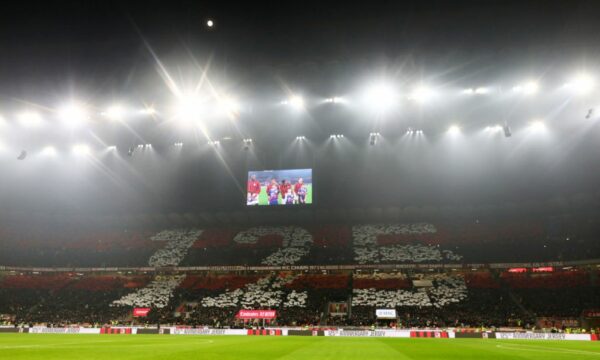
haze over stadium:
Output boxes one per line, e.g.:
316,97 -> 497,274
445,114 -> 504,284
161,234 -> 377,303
0,0 -> 599,359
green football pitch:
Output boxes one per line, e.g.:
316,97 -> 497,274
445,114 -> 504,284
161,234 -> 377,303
1,334 -> 599,360
257,184 -> 312,205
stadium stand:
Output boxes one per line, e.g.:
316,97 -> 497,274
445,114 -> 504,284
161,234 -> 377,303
0,216 -> 599,330
2,217 -> 600,268
1,268 -> 596,329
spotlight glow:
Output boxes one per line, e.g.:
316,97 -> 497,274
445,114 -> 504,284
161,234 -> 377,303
364,83 -> 398,111
103,105 -> 125,121
448,125 -> 461,135
485,125 -> 503,132
325,96 -> 343,104
72,144 -> 90,155
18,112 -> 42,127
565,74 -> 595,95
463,87 -> 489,95
141,106 -> 156,115
409,86 -> 436,103
58,103 -> 89,127
41,146 -> 57,156
287,95 -> 304,110
174,93 -> 203,122
513,81 -> 538,95
207,19 -> 214,28
529,120 -> 546,131
219,96 -> 240,116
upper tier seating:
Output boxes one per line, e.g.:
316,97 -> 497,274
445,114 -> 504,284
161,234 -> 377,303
1,216 -> 599,267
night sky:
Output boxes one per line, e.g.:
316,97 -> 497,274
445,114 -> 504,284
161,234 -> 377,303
2,0 -> 600,94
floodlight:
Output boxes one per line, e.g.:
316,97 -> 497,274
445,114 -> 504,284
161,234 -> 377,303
72,144 -> 90,155
409,86 -> 436,103
58,103 -> 89,127
325,96 -> 343,104
41,146 -> 57,156
219,96 -> 239,115
522,81 -> 539,95
141,107 -> 156,115
18,112 -> 42,127
174,93 -> 203,122
364,83 -> 398,111
287,95 -> 304,109
485,125 -> 503,132
529,120 -> 546,131
448,125 -> 460,135
104,105 -> 125,121
565,74 -> 595,95
513,81 -> 538,95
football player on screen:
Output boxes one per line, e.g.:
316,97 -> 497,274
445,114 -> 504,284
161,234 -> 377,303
279,179 -> 291,204
247,174 -> 261,205
294,177 -> 307,204
284,188 -> 295,205
266,178 -> 280,205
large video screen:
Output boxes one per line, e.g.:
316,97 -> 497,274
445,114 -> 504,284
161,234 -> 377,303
247,168 -> 312,206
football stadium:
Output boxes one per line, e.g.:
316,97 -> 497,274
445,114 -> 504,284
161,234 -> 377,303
0,1 -> 600,359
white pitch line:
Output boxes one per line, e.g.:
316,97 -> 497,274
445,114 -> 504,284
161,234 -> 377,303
496,343 -> 600,356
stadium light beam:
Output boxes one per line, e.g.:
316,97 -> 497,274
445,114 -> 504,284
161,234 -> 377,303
409,86 -> 436,103
72,144 -> 90,156
140,106 -> 156,115
565,74 -> 595,95
174,93 -> 204,123
512,81 -> 539,95
58,103 -> 89,127
325,96 -> 344,104
529,120 -> 546,131
41,146 -> 57,156
103,105 -> 125,121
219,96 -> 240,116
448,125 -> 461,135
18,112 -> 42,127
286,95 -> 304,110
364,82 -> 398,112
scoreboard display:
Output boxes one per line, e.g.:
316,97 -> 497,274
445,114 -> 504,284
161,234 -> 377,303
246,168 -> 312,206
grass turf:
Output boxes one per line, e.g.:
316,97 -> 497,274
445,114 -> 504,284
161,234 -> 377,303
257,184 -> 312,205
0,334 -> 599,360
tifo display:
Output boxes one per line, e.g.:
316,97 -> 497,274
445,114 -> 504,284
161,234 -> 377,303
247,169 -> 312,206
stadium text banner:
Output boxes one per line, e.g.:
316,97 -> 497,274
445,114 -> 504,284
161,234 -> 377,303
235,310 -> 277,319
376,309 -> 397,319
133,308 -> 151,317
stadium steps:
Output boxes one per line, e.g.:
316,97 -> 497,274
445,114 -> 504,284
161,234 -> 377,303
499,277 -> 535,320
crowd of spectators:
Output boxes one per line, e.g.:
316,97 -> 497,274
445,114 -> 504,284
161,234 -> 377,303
1,216 -> 599,329
1,217 -> 600,268
1,269 -> 596,329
